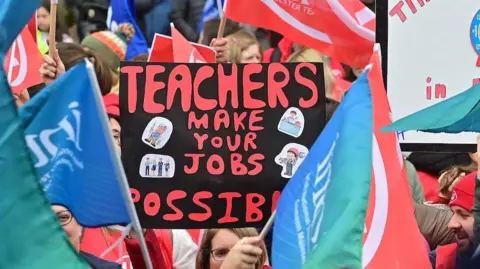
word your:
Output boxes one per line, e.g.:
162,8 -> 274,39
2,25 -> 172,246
121,63 -> 319,114
389,0 -> 432,23
131,188 -> 281,224
425,77 -> 446,100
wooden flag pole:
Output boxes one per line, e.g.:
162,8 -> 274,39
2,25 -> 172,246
259,210 -> 276,240
49,0 -> 58,57
216,0 -> 226,39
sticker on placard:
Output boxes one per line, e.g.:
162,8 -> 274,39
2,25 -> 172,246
139,154 -> 175,178
275,143 -> 309,178
142,117 -> 173,149
277,107 -> 305,138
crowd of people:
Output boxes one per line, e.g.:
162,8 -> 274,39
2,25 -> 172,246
9,0 -> 480,268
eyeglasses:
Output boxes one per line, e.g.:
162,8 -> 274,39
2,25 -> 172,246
210,248 -> 230,262
56,210 -> 73,226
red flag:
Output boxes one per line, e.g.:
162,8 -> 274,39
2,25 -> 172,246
27,13 -> 37,43
171,24 -> 207,63
225,0 -> 375,68
362,46 -> 431,268
331,77 -> 351,101
149,34 -> 216,63
4,26 -> 43,95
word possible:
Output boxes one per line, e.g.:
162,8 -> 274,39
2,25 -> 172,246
131,188 -> 281,224
389,0 -> 432,23
121,63 -> 319,114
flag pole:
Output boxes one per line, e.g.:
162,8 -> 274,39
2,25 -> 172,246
259,210 -> 275,240
216,0 -> 226,39
85,60 -> 153,269
49,0 -> 58,57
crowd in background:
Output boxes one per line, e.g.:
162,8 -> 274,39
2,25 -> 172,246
10,0 -> 480,268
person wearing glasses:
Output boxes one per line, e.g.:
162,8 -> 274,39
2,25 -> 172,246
51,205 -> 122,268
195,228 -> 271,269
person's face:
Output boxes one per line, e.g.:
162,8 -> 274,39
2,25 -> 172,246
159,158 -> 162,162
37,7 -> 50,32
158,127 -> 166,134
209,229 -> 241,269
240,44 -> 261,64
290,112 -> 296,117
109,118 -> 121,156
287,151 -> 295,160
51,205 -> 83,252
448,206 -> 474,252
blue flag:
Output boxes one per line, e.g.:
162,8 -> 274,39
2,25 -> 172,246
382,83 -> 480,134
198,0 -> 225,33
19,61 -> 130,227
107,0 -> 149,60
272,72 -> 373,269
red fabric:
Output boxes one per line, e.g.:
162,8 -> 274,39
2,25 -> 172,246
262,37 -> 294,63
81,228 -> 174,269
80,228 -> 132,268
417,171 -> 439,202
149,34 -> 215,63
263,266 -> 272,269
124,229 -> 171,269
4,26 -> 43,94
331,77 -> 351,102
171,25 -> 207,63
186,229 -> 203,245
449,171 -> 476,211
330,58 -> 345,78
363,49 -> 431,268
103,94 -> 120,117
435,243 -> 458,269
225,0 -> 375,68
27,14 -> 37,42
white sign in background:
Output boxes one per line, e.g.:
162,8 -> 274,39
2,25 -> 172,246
387,0 -> 480,145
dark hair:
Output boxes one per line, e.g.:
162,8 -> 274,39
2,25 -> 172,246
57,42 -> 112,96
290,111 -> 297,115
200,18 -> 240,45
40,0 -> 70,42
326,98 -> 340,123
131,53 -> 149,62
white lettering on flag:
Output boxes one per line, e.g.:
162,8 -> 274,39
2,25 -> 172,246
260,0 -> 333,44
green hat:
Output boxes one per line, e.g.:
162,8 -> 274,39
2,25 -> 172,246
81,23 -> 135,71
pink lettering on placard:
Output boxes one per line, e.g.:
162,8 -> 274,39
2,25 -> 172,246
389,0 -> 432,23
425,77 -> 446,100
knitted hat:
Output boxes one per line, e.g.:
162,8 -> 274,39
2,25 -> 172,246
288,148 -> 299,157
103,93 -> 119,119
81,23 -> 135,71
449,171 -> 476,212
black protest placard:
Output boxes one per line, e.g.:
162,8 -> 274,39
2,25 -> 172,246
120,62 -> 326,228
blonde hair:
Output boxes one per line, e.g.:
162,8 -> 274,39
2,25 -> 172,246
438,163 -> 477,198
196,228 -> 268,269
226,30 -> 261,63
287,48 -> 335,99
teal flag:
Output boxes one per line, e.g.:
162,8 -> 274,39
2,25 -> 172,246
0,0 -> 88,268
382,84 -> 480,133
272,71 -> 373,269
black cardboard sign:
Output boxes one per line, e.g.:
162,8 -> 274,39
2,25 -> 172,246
120,62 -> 326,228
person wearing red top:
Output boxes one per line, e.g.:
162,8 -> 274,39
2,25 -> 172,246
430,172 -> 480,269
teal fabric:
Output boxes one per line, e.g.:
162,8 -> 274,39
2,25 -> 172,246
382,84 -> 480,133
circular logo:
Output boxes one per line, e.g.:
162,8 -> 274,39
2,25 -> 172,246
470,9 -> 480,55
